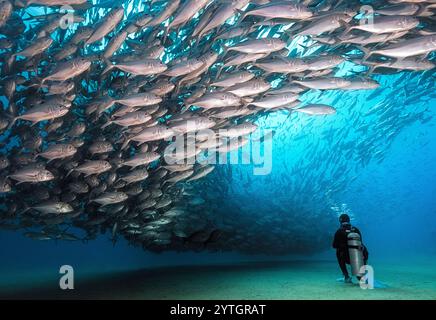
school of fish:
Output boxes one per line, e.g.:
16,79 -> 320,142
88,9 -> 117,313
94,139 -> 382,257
0,0 -> 435,253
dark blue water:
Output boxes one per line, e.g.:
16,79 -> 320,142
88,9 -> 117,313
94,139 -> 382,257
0,0 -> 435,297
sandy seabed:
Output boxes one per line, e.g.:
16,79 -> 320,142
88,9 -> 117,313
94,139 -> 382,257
1,260 -> 435,300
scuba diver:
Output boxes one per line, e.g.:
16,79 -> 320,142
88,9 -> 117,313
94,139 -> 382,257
333,214 -> 368,283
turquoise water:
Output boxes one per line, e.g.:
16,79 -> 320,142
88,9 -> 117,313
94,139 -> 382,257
2,259 -> 436,299
0,0 -> 435,299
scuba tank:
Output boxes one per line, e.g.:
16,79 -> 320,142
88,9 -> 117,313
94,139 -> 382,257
347,231 -> 365,276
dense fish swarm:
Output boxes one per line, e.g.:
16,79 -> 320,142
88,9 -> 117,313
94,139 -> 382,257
0,0 -> 435,253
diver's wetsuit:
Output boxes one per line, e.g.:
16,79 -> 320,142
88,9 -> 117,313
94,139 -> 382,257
332,223 -> 367,278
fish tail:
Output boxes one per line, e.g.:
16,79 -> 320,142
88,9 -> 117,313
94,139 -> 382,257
102,60 -> 115,75
359,46 -> 372,61
21,203 -> 31,214
215,65 -> 224,79
241,97 -> 252,106
101,120 -> 112,129
333,0 -> 346,9
14,0 -> 26,8
6,54 -> 16,71
120,136 -> 132,150
6,116 -> 18,131
342,25 -> 353,36
366,64 -> 377,76
35,74 -> 47,86
162,25 -> 170,45
73,2 -> 93,11
222,46 -> 229,57
299,42 -> 315,52
239,11 -> 248,22
25,82 -> 43,92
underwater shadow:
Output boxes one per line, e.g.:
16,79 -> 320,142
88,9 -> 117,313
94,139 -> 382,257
0,260 -> 335,299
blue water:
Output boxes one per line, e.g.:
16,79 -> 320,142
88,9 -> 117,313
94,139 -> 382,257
0,0 -> 435,298
1,73 -> 434,283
